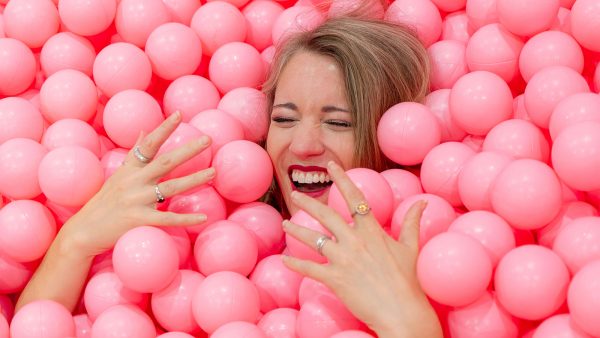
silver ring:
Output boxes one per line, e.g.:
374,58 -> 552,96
154,184 -> 166,203
133,146 -> 151,163
351,201 -> 371,217
315,235 -> 330,256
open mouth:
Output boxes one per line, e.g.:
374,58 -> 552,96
288,165 -> 334,194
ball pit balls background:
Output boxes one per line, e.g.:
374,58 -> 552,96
1,0 -> 600,337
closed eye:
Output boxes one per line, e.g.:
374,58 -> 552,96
326,120 -> 352,128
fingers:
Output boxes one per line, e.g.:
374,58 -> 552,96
290,191 -> 349,242
283,220 -> 337,258
326,162 -> 377,226
142,135 -> 211,180
126,111 -> 182,167
152,167 -> 216,201
146,210 -> 207,227
281,255 -> 331,282
399,200 -> 427,253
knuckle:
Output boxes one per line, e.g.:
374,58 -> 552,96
160,181 -> 175,194
158,155 -> 174,168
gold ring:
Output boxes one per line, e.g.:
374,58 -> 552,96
352,201 -> 371,217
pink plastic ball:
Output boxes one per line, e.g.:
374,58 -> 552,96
155,123 -> 211,180
190,109 -> 245,153
458,151 -> 513,211
100,148 -> 128,179
296,293 -> 362,338
552,122 -> 600,191
524,66 -> 590,129
497,0 -> 559,37
442,11 -> 473,43
549,93 -> 600,140
0,138 -> 47,200
431,0 -> 465,11
91,304 -> 156,338
162,0 -> 201,25
0,253 -> 32,293
38,146 -> 104,207
145,22 -> 202,80
482,119 -> 549,163
0,314 -> 7,338
568,260 -> 600,337
83,269 -> 147,321
10,300 -> 74,338
271,6 -> 324,46
169,185 -> 227,234
0,97 -> 44,144
330,331 -> 374,338
228,202 -> 285,260
163,75 -> 221,122
42,118 -> 100,156
537,201 -> 598,248
533,314 -> 591,338
40,69 -> 98,123
420,142 -> 475,207
570,0 -> 600,52
425,89 -> 467,142
376,102 -> 441,166
286,210 -> 331,264
384,0 -> 442,48
3,0 -> 59,48
417,232 -> 492,307
449,71 -> 513,135
391,193 -> 456,247
212,140 -> 273,203
115,0 -> 171,48
58,0 -> 116,36
40,32 -> 96,77
328,168 -> 394,225
447,291 -> 518,338
157,333 -> 195,338
209,42 -> 264,94
161,226 -> 192,268
495,245 -> 569,320
191,1 -> 246,56
211,322 -> 266,338
0,200 -> 56,262
491,159 -> 562,229
250,254 -> 303,313
258,308 -> 298,338
103,89 -> 164,148
217,87 -> 268,142
112,226 -> 179,293
93,42 -> 152,98
380,169 -> 423,209
193,220 -> 258,276
465,0 -> 498,30
428,40 -> 468,90
519,31 -> 584,82
595,63 -> 600,93
72,314 -> 92,338
191,271 -> 261,334
151,269 -> 204,333
0,295 -> 14,322
553,216 -> 600,274
243,1 -> 284,52
0,38 -> 37,96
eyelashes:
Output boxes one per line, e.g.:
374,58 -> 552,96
271,116 -> 353,128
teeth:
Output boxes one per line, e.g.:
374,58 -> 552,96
291,169 -> 331,184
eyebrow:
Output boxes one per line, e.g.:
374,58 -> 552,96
273,102 -> 350,113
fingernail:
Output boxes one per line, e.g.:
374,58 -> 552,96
282,220 -> 290,229
206,167 -> 216,177
197,214 -> 207,222
290,191 -> 299,199
172,111 -> 181,121
327,161 -> 335,169
420,200 -> 428,208
199,135 -> 210,145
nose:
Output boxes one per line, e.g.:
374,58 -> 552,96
289,121 -> 325,159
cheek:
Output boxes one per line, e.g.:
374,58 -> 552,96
332,133 -> 355,169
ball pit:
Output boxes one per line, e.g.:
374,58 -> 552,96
0,0 -> 600,336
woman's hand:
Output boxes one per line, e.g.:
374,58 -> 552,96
281,161 -> 443,338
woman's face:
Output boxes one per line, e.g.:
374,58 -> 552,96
266,51 -> 355,216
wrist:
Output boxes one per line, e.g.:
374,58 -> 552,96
373,297 -> 443,338
54,225 -> 97,260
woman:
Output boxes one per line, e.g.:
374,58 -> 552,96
17,13 -> 442,338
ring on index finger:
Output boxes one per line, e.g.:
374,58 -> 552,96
133,146 -> 152,164
351,201 -> 371,217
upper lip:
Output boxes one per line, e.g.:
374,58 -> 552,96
287,164 -> 328,176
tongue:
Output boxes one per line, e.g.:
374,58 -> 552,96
296,182 -> 331,193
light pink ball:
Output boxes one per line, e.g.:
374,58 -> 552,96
431,0 -> 465,11
491,159 -> 562,230
103,89 -> 164,148
442,11 -> 473,43
552,122 -> 600,192
482,119 -> 550,163
380,169 -> 423,210
296,293 -> 362,338
524,66 -> 590,129
3,0 -> 59,48
449,71 -> 513,135
420,142 -> 476,207
391,193 -> 456,247
93,42 -> 152,98
243,1 -> 284,52
73,314 -> 92,338
162,0 -> 201,25
330,331 -> 374,338
519,31 -> 584,82
0,38 -> 37,96
151,269 -> 204,333
553,216 -> 600,274
228,202 -> 285,260
425,89 -> 467,142
0,97 -> 43,144
595,63 -> 600,93
570,0 -> 600,52
217,87 -> 268,142
193,220 -> 258,276
417,232 -> 492,307
0,253 -> 32,294
163,76 -> 220,122
212,140 -> 273,203
115,0 -> 171,48
533,314 -> 591,338
157,333 -> 195,338
0,314 -> 7,338
465,0 -> 498,30
549,93 -> 600,140
271,6 -> 324,46
42,118 -> 100,156
447,291 -> 518,338
155,123 -> 211,180
465,24 -> 523,82
58,0 -> 116,36
568,260 -> 600,337
495,245 -> 570,320
286,210 -> 331,264
258,308 -> 298,338
428,40 -> 468,90
113,226 -> 180,293
10,300 -> 74,338
100,148 -> 128,179
190,109 -> 245,153
211,322 -> 266,338
250,254 -> 303,313
38,146 -> 104,207
91,304 -> 156,338
40,32 -> 96,77
191,1 -> 247,56
168,185 -> 227,235
145,22 -> 202,80
384,0 -> 442,48
458,151 -> 513,211
376,102 -> 441,166
462,134 -> 486,152
538,201 -> 598,248
328,168 -> 394,225
40,69 -> 98,123
209,42 -> 264,94
497,0 -> 559,37
191,271 -> 261,334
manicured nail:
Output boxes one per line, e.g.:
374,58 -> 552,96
206,167 -> 216,177
199,135 -> 210,145
171,111 -> 181,121
282,220 -> 290,229
290,191 -> 299,199
197,214 -> 207,222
